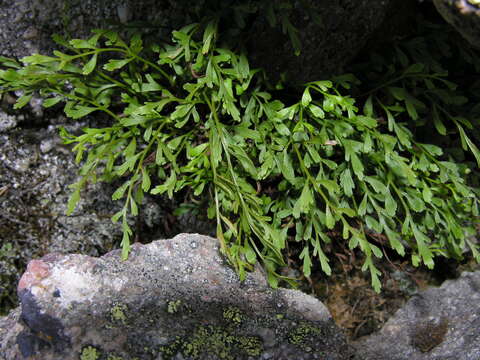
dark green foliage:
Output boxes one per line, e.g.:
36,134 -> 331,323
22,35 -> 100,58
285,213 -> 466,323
0,19 -> 479,292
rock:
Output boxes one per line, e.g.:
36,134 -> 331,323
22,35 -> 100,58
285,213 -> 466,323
248,0 -> 397,84
434,0 -> 480,48
352,270 -> 480,360
0,0 -> 398,85
0,124 -> 124,315
0,117 -> 214,316
0,110 -> 18,133
0,234 -> 353,360
0,0 -> 193,60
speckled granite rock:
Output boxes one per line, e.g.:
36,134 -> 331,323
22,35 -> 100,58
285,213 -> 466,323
0,234 -> 353,360
434,0 -> 480,48
0,118 -> 214,316
0,123 -> 124,315
352,270 -> 480,360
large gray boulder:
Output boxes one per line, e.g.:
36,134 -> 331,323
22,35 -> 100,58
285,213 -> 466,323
0,234 -> 353,360
352,270 -> 480,360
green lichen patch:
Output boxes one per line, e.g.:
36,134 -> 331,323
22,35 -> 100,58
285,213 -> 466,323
167,300 -> 182,314
222,306 -> 243,325
80,345 -> 101,360
106,355 -> 124,360
159,325 -> 264,360
237,335 -> 263,356
288,321 -> 322,352
110,303 -> 128,324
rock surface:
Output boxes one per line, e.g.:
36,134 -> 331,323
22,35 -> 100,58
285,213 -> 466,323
0,234 -> 353,360
248,0 -> 397,84
0,0 -> 402,317
0,121 -> 124,315
434,0 -> 480,48
0,117 -> 214,315
352,270 -> 480,360
0,0 -> 397,85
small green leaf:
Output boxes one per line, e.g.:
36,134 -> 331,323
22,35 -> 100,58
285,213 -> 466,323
358,193 -> 368,216
112,180 -> 130,200
103,58 -> 132,71
279,150 -> 295,183
130,198 -> 138,216
384,226 -> 405,256
299,246 -> 312,277
309,104 -> 325,118
67,190 -> 80,215
64,104 -> 97,119
340,169 -> 355,196
14,93 -> 32,109
69,39 -> 97,49
82,54 -> 97,75
301,88 -> 312,106
365,176 -> 387,194
43,97 -> 63,108
325,205 -> 335,229
293,184 -> 314,218
363,96 -> 373,116
432,105 -> 446,135
422,184 -> 433,203
244,246 -> 256,264
142,170 -> 151,192
384,192 -> 397,216
151,171 -> 176,198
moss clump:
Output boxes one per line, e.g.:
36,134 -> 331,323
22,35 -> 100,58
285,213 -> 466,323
237,335 -> 263,356
80,345 -> 101,360
160,325 -> 264,360
222,306 -> 243,325
110,303 -> 128,324
167,300 -> 182,314
106,355 -> 124,360
288,322 -> 322,352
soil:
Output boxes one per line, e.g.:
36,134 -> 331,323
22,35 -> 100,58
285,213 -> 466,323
284,239 -> 480,340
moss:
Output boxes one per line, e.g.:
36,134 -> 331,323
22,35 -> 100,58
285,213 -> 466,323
159,325 -> 264,360
110,303 -> 128,324
80,345 -> 101,360
222,306 -> 243,325
106,356 -> 124,360
287,321 -> 322,352
237,336 -> 263,356
167,300 -> 182,314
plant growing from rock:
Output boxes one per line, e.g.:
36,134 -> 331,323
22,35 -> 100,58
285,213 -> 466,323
0,19 -> 479,291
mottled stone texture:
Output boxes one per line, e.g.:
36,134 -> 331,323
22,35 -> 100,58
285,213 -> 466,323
248,0 -> 396,84
434,0 -> 480,48
0,0 -> 396,84
0,234 -> 353,360
352,271 -> 480,360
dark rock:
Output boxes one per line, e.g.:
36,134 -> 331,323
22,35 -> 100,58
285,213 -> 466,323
248,0 -> 397,84
434,0 -> 480,48
0,234 -> 353,360
0,0 -> 397,85
352,270 -> 480,360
